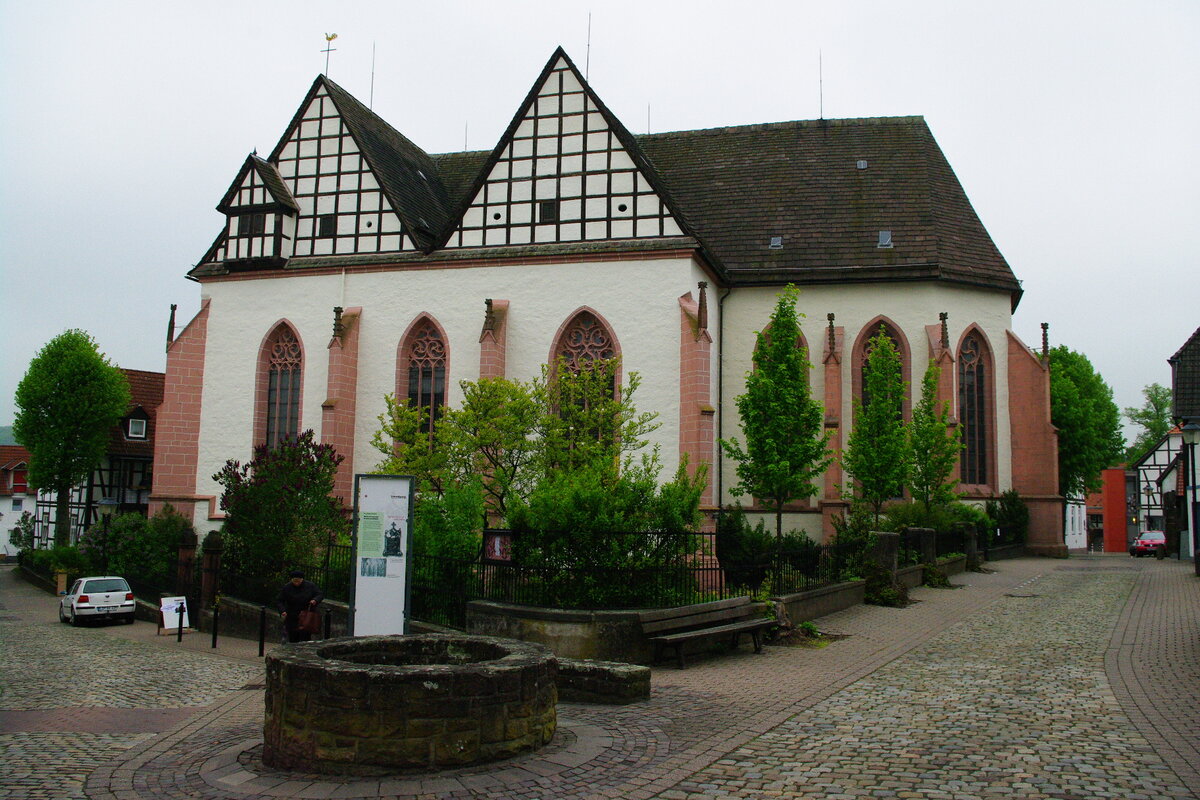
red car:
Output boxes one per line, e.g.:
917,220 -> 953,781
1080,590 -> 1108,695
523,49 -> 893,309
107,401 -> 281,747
1129,531 -> 1166,557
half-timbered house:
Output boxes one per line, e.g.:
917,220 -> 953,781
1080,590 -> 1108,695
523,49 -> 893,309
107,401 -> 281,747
35,368 -> 164,543
151,48 -> 1064,552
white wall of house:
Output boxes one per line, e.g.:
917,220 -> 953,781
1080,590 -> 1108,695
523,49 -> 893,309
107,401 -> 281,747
717,281 -> 1016,538
193,254 -> 707,509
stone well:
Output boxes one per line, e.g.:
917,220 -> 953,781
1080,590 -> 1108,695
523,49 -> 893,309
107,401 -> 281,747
263,633 -> 557,774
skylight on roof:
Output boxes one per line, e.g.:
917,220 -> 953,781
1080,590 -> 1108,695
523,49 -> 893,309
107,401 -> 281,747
878,230 -> 893,248
769,236 -> 783,249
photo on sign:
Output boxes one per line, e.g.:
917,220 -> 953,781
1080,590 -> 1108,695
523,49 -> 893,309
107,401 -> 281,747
383,520 -> 405,557
360,557 -> 386,577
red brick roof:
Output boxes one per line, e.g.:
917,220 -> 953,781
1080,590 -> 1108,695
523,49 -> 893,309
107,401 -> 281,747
108,369 -> 165,458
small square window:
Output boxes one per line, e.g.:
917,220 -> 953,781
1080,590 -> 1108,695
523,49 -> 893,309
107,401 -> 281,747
240,212 -> 265,236
538,199 -> 559,224
877,230 -> 893,248
769,235 -> 784,249
318,214 -> 337,238
12,498 -> 23,511
127,418 -> 147,439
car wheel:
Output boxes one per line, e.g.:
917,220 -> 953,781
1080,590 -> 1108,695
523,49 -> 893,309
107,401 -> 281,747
123,614 -> 136,625
69,608 -> 82,627
59,604 -> 68,623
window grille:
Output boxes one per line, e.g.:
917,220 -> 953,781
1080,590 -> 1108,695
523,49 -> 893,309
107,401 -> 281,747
958,333 -> 988,484
405,322 -> 446,437
265,327 -> 302,447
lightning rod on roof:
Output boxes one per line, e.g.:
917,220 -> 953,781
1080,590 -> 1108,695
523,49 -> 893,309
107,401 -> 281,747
323,32 -> 338,77
586,13 -> 592,80
819,50 -> 824,120
369,41 -> 376,109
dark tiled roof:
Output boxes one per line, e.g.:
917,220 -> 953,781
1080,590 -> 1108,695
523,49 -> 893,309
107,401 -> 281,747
1169,326 -> 1200,421
321,78 -> 455,250
108,369 -> 164,458
433,151 -> 491,207
217,155 -> 299,214
635,117 -> 1019,299
193,62 -> 1020,303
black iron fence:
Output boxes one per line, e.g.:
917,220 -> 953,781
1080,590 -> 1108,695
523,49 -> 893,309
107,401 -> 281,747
935,528 -> 967,558
409,532 -> 864,629
218,543 -> 354,610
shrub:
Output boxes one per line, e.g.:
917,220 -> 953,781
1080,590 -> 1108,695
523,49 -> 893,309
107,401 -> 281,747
8,511 -> 35,552
25,545 -> 95,582
985,490 -> 1030,544
715,505 -> 775,591
214,430 -> 347,581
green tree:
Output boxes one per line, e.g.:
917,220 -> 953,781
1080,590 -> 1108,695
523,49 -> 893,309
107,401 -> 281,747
214,430 -> 347,580
371,394 -> 451,495
372,376 -> 541,520
441,377 -> 541,519
14,330 -> 131,546
906,361 -> 962,513
720,286 -> 831,540
842,327 -> 910,522
538,357 -> 660,475
1049,345 -> 1124,496
1123,382 -> 1173,464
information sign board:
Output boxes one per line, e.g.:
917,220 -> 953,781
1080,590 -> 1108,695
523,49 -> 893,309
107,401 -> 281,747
350,474 -> 413,636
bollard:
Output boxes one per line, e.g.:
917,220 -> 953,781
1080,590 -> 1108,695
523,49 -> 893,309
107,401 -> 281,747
176,601 -> 185,643
258,607 -> 267,657
323,606 -> 332,640
211,604 -> 219,649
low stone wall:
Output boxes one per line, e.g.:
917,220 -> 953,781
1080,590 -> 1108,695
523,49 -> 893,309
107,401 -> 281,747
264,634 -> 557,774
897,564 -> 924,590
983,543 -> 1027,561
555,657 -> 650,704
940,555 -> 968,575
773,580 -> 866,624
466,601 -> 647,664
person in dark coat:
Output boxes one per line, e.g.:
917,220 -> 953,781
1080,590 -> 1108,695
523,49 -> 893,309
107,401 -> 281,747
277,570 -> 323,642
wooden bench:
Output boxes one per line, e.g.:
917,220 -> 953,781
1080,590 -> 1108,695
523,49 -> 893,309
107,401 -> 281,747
639,597 -> 776,669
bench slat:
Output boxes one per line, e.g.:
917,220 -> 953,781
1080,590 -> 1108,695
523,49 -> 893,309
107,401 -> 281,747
649,618 -> 775,644
641,607 -> 758,634
636,596 -> 751,624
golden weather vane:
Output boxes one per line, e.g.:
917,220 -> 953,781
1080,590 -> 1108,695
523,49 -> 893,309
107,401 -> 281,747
322,33 -> 338,76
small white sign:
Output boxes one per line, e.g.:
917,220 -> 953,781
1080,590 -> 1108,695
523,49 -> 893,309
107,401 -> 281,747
160,596 -> 191,630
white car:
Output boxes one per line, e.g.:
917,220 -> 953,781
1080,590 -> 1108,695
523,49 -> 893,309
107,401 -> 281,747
59,576 -> 137,626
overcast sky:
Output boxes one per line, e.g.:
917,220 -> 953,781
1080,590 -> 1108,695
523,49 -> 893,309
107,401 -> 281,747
1,1 -> 1196,439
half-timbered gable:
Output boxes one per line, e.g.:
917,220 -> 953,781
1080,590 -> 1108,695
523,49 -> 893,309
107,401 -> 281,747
445,48 -> 685,249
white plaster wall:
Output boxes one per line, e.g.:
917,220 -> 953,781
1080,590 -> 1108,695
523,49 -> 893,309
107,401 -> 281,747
193,257 -> 702,507
716,282 -> 1016,511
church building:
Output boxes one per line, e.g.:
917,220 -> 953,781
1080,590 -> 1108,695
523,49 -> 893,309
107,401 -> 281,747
150,48 -> 1064,554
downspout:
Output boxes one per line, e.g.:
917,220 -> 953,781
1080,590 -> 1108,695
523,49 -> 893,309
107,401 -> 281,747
716,286 -> 733,509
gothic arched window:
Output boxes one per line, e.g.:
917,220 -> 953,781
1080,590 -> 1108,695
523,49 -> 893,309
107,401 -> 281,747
556,310 -> 616,372
260,323 -> 303,447
855,320 -> 908,417
401,317 -> 447,437
958,331 -> 992,485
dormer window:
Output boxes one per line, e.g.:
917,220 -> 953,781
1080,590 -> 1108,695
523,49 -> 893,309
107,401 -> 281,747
127,418 -> 147,439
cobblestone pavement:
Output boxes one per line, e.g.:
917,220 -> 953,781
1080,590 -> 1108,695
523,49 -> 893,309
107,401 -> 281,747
1,556 -> 1197,800
0,567 -> 261,800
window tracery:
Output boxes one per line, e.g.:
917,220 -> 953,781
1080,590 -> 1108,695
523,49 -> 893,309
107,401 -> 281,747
265,326 -> 302,447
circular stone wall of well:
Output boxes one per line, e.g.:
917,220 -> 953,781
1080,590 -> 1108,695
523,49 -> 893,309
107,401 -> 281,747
262,633 -> 557,774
